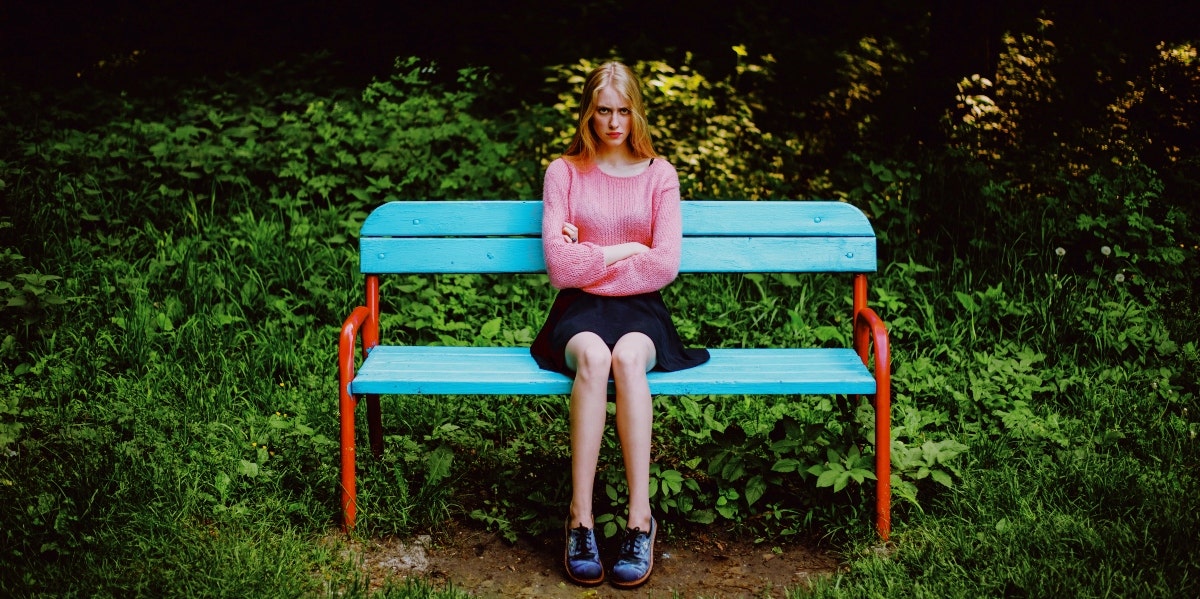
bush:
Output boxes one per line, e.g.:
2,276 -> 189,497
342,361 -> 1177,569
1,42 -> 1198,596
541,49 -> 798,200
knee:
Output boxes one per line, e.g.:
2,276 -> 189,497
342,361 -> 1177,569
611,337 -> 654,377
573,342 -> 612,380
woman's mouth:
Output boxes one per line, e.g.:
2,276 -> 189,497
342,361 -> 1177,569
607,132 -> 622,139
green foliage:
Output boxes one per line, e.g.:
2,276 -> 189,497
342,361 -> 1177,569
828,155 -> 922,247
0,235 -> 68,370
0,381 -> 21,451
0,37 -> 1197,597
542,49 -> 797,199
5,57 -> 543,247
808,445 -> 876,494
885,405 -> 968,507
1064,162 -> 1193,292
283,57 -> 541,202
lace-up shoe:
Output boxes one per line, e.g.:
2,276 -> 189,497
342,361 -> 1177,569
611,517 -> 656,588
563,521 -> 604,585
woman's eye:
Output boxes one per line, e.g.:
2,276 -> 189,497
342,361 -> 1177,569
597,108 -> 610,114
619,108 -> 631,115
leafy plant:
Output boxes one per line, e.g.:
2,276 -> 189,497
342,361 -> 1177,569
1,31 -> 1197,598
542,48 -> 796,200
884,404 -> 969,507
807,445 -> 876,494
280,57 -> 542,203
0,240 -> 67,368
0,371 -> 22,452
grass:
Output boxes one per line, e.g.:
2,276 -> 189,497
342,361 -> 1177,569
805,427 -> 1197,598
4,185 -> 1195,597
2,56 -> 1199,597
797,259 -> 1200,598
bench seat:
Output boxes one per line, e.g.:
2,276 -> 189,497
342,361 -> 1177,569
352,346 -> 877,396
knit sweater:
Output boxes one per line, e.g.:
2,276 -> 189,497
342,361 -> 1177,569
541,157 -> 683,296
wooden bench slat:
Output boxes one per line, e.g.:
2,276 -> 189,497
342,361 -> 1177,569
361,201 -> 544,237
351,346 -> 876,396
682,201 -> 875,236
360,237 -> 876,274
360,200 -> 875,237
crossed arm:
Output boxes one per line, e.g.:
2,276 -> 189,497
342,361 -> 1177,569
560,222 -> 650,266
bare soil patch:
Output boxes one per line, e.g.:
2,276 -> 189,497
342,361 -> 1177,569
339,520 -> 841,598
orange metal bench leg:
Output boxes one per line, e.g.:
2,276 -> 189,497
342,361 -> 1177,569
339,306 -> 370,531
869,332 -> 892,541
853,274 -> 892,541
338,387 -> 358,531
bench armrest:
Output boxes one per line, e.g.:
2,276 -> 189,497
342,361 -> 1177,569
853,307 -> 890,389
338,305 -> 370,530
854,306 -> 892,541
339,306 -> 371,398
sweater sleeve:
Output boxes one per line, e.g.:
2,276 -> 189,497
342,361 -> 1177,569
580,167 -> 683,296
541,159 -> 608,289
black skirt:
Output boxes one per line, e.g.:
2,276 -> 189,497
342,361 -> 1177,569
530,288 -> 710,375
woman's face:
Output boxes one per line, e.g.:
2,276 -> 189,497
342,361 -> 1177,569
590,86 -> 633,153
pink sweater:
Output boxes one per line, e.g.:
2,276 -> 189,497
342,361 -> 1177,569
541,157 -> 683,296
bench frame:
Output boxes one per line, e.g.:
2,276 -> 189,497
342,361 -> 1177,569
338,200 -> 892,539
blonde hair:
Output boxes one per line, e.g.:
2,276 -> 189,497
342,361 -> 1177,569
563,61 -> 657,166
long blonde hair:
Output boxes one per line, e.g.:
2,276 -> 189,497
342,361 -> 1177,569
563,61 -> 657,166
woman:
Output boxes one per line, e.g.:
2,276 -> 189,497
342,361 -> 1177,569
530,61 -> 709,588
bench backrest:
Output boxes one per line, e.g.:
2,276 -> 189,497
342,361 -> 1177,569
359,200 -> 876,274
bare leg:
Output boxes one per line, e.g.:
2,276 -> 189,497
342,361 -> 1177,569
565,332 -> 611,529
611,332 -> 656,532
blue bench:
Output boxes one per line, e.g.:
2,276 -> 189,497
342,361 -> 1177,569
338,200 -> 893,539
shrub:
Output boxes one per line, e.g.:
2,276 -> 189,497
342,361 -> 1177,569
541,49 -> 797,200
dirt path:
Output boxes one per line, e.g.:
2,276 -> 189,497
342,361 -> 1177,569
341,521 -> 841,598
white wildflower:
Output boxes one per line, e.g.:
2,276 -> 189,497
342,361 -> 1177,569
1114,273 -> 1126,283
1100,245 -> 1112,256
1055,247 -> 1066,257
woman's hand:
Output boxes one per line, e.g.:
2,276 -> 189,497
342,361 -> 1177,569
562,221 -> 648,265
562,222 -> 579,243
603,242 -> 650,265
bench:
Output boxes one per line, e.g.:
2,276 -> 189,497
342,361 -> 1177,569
338,200 -> 893,539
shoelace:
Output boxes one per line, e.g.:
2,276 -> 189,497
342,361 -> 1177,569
618,527 -> 649,560
568,526 -> 597,561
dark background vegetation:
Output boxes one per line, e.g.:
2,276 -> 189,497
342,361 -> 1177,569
6,0 -> 1198,298
5,1 -> 1196,106
6,1 -> 1198,176
6,2 -> 1196,77
2,1 -> 1198,597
